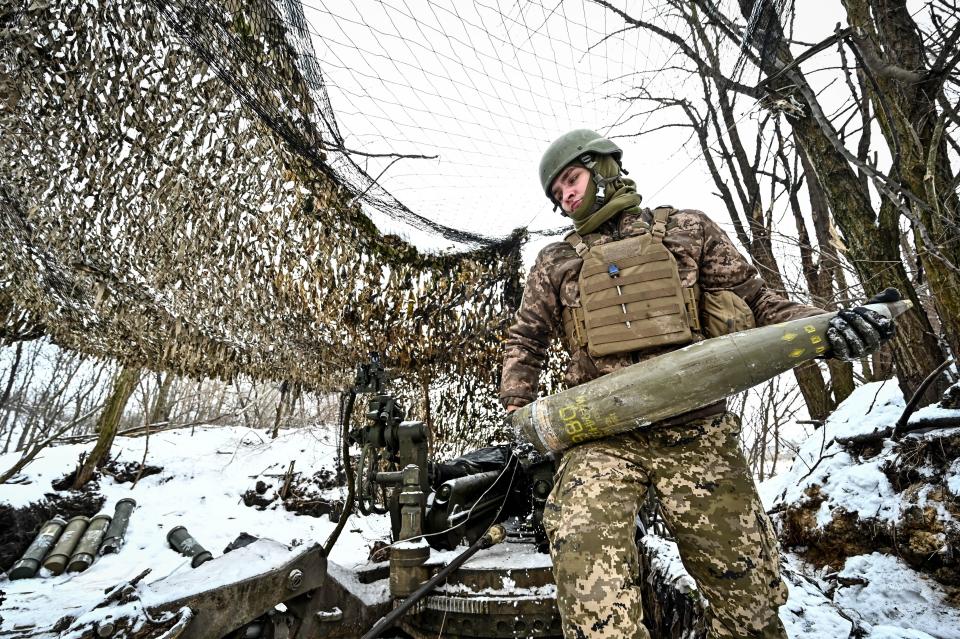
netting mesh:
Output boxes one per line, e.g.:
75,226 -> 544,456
0,0 -> 533,446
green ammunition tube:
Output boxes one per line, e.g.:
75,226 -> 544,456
167,525 -> 213,568
513,300 -> 913,453
8,516 -> 67,580
67,513 -> 112,573
42,516 -> 89,576
100,497 -> 136,555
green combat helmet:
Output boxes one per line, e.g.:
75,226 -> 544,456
539,129 -> 622,203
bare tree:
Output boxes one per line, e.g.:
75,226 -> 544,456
731,374 -> 805,480
72,363 -> 141,489
840,0 -> 960,360
592,0 -> 956,406
1,339 -> 347,485
606,2 -> 837,419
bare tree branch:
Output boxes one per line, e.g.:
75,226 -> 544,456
756,27 -> 854,90
929,19 -> 960,79
0,405 -> 102,484
847,30 -> 925,84
589,0 -> 761,98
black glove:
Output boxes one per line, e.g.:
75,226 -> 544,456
825,288 -> 900,361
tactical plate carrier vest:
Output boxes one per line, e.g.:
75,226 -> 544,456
561,206 -> 701,357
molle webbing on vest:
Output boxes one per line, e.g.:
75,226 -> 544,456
582,266 -> 675,294
579,251 -> 665,277
562,207 -> 699,357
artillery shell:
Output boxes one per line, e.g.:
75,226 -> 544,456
8,516 -> 67,580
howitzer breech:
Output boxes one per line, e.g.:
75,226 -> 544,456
511,300 -> 912,453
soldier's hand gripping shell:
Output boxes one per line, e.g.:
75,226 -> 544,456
826,288 -> 900,361
503,410 -> 534,455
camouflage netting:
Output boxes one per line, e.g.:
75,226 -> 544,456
0,0 -> 539,448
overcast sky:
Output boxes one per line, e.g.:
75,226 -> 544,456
300,0 -> 852,258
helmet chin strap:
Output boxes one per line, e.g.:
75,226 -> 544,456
554,153 -> 628,216
579,153 -> 624,205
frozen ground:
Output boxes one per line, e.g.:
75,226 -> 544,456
760,381 -> 960,639
759,380 -> 959,526
0,425 -> 389,635
1,383 -> 958,637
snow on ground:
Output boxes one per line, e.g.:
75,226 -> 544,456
756,380 -> 960,639
835,553 -> 960,638
2,387 -> 958,638
777,551 -> 960,639
778,553 -> 855,639
757,380 -> 906,521
759,380 -> 959,528
949,458 -> 960,497
0,424 -> 391,634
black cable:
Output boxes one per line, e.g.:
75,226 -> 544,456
360,452 -> 520,639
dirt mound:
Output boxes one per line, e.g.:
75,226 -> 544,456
779,429 -> 960,592
241,468 -> 343,519
102,460 -> 163,484
51,459 -> 162,490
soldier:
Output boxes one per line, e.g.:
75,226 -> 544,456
501,129 -> 896,638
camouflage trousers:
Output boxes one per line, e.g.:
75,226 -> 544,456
542,413 -> 788,639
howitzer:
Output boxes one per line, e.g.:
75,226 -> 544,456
32,356 -> 561,639
512,300 -> 913,453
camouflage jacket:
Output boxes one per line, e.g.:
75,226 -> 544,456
500,207 -> 824,409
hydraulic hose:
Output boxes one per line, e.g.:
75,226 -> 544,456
323,390 -> 357,554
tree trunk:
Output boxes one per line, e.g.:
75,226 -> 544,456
731,0 -> 948,404
797,147 -> 856,405
6,350 -> 37,453
0,342 -> 23,411
149,372 -> 174,426
793,361 -> 833,422
72,363 -> 140,489
826,359 -> 856,403
842,0 -> 960,362
270,380 -> 289,439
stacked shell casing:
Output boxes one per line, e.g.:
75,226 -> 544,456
7,498 -> 136,579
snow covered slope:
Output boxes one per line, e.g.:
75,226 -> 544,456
762,381 -> 960,639
0,425 -> 389,635
2,383 -> 958,638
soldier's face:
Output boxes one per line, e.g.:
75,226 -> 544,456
551,165 -> 590,214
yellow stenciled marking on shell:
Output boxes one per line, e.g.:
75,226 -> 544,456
558,397 -> 600,443
810,335 -> 822,344
804,325 -> 817,334
782,332 -> 798,341
815,346 -> 827,354
789,348 -> 806,358
558,404 -> 579,436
